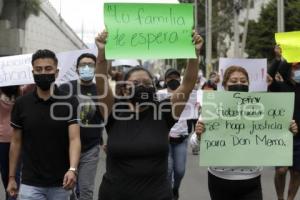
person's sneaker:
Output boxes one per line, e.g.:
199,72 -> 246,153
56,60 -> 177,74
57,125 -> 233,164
173,188 -> 179,200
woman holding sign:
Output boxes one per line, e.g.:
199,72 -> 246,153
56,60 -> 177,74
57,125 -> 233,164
191,66 -> 298,200
95,30 -> 203,200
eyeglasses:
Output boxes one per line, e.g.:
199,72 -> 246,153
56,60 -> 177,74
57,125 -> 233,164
78,63 -> 95,68
126,80 -> 154,88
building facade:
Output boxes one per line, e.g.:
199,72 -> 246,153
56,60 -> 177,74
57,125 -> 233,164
0,0 -> 87,56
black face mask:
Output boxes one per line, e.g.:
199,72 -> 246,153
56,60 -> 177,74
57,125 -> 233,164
228,84 -> 249,92
166,79 -> 180,90
1,86 -> 19,98
129,85 -> 156,105
33,74 -> 56,91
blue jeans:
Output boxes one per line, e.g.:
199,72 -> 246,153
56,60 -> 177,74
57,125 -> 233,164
0,143 -> 20,200
19,184 -> 71,200
168,138 -> 188,190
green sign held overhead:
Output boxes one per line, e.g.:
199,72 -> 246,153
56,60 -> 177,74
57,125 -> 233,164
200,91 -> 294,166
104,3 -> 195,59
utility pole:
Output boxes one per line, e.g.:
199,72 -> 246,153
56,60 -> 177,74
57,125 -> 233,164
233,0 -> 241,57
59,0 -> 62,16
205,0 -> 212,77
81,19 -> 84,43
241,0 -> 251,57
277,0 -> 285,32
58,0 -> 62,21
194,0 -> 198,31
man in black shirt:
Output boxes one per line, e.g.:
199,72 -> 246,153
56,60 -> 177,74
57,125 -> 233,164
7,49 -> 81,200
59,53 -> 103,200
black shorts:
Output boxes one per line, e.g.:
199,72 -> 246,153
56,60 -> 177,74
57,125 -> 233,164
292,142 -> 300,171
208,171 -> 262,200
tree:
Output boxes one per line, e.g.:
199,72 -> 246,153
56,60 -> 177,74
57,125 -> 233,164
17,0 -> 41,28
176,0 -> 234,73
19,0 -> 41,19
1,0 -> 41,29
0,0 -> 4,16
246,0 -> 300,60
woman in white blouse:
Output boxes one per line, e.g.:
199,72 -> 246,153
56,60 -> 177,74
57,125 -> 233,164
190,66 -> 298,200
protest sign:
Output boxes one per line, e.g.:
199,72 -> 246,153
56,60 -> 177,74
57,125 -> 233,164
180,89 -> 202,120
0,48 -> 97,87
0,54 -> 33,87
275,31 -> 300,63
104,3 -> 195,59
200,91 -> 294,166
218,58 -> 268,92
56,48 -> 97,84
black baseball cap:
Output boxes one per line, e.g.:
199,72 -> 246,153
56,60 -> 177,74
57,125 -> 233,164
164,68 -> 180,79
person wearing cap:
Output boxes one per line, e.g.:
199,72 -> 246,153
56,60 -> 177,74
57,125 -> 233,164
268,46 -> 300,200
156,69 -> 181,99
157,68 -> 195,200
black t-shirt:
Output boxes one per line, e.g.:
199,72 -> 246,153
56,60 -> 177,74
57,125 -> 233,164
10,88 -> 79,187
268,60 -> 300,142
99,99 -> 176,200
59,80 -> 103,152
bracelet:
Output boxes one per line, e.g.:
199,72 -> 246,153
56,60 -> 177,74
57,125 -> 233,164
68,170 -> 78,176
68,167 -> 78,176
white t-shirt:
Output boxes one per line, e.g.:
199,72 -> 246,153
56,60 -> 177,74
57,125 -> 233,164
157,89 -> 201,137
189,132 -> 262,180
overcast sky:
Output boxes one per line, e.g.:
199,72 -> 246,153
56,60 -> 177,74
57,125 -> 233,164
48,0 -> 179,45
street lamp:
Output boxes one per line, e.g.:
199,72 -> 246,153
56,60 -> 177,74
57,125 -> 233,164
277,0 -> 284,32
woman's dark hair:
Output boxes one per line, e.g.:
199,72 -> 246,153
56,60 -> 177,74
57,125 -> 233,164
76,53 -> 96,68
202,80 -> 217,90
117,67 -> 155,97
222,65 -> 249,87
31,49 -> 58,66
123,66 -> 154,82
0,86 -> 20,98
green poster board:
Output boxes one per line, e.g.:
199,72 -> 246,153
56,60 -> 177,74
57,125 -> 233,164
200,91 -> 295,166
104,3 -> 195,59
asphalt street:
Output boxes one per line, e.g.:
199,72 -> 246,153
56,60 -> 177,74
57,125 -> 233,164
1,147 -> 299,200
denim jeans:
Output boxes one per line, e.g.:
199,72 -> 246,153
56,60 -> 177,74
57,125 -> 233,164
0,142 -> 20,200
168,138 -> 188,190
73,145 -> 100,200
19,184 -> 71,200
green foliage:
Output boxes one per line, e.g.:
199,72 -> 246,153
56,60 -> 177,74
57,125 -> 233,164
18,0 -> 41,18
177,0 -> 234,72
246,0 -> 300,60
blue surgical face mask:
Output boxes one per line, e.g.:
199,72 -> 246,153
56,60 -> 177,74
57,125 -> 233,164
79,65 -> 95,82
293,70 -> 300,83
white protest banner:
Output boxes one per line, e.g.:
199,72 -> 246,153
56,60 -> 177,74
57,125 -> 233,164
56,48 -> 97,85
0,48 -> 97,87
180,89 -> 202,120
0,54 -> 33,87
218,58 -> 268,92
